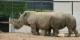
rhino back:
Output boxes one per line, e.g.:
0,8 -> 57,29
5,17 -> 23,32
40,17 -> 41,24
36,13 -> 51,30
27,12 -> 53,30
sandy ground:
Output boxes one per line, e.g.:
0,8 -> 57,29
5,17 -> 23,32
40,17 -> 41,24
0,33 -> 80,40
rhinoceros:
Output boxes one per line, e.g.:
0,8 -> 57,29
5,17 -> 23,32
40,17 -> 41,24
17,11 -> 54,36
11,11 -> 78,37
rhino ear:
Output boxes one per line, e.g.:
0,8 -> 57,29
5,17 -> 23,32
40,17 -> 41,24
23,13 -> 27,17
23,11 -> 31,17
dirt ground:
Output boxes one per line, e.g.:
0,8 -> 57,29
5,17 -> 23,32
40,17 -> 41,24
0,33 -> 80,40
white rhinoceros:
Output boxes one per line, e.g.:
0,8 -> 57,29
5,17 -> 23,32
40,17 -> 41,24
11,11 -> 78,37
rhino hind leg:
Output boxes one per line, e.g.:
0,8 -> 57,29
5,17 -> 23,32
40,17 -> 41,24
73,29 -> 78,37
72,27 -> 79,37
67,26 -> 79,37
44,30 -> 48,36
43,29 -> 51,36
67,29 -> 73,37
52,29 -> 59,36
47,29 -> 51,36
67,26 -> 74,37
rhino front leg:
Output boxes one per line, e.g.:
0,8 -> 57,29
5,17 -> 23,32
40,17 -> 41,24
36,28 -> 40,35
31,28 -> 37,35
52,29 -> 55,36
47,29 -> 51,36
30,24 -> 37,35
54,28 -> 59,37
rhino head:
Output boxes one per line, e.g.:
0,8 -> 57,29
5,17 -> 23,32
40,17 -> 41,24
10,19 -> 22,29
10,11 -> 35,29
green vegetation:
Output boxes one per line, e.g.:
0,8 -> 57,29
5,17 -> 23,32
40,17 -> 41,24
0,1 -> 52,18
0,1 -> 26,18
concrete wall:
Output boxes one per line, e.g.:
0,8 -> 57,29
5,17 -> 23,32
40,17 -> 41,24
53,2 -> 80,33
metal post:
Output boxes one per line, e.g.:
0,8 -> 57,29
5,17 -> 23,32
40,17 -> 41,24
34,1 -> 35,11
9,18 -> 15,33
12,1 -> 13,18
5,3 -> 6,14
53,0 -> 54,11
72,2 -> 73,15
41,1 -> 42,12
9,1 -> 15,33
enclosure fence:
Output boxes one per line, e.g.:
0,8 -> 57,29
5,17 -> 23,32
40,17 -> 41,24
0,1 -> 80,17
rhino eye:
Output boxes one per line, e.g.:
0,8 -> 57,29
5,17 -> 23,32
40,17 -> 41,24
24,14 -> 27,17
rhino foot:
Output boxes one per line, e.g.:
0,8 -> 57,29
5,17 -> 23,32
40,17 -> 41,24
36,34 -> 40,35
66,36 -> 71,37
74,35 -> 79,37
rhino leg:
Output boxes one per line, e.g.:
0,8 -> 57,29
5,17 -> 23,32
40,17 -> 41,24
36,28 -> 40,35
54,28 -> 59,37
52,29 -> 55,36
44,30 -> 48,36
42,28 -> 51,35
52,29 -> 59,36
47,29 -> 51,36
30,24 -> 37,35
31,28 -> 36,35
73,29 -> 78,37
44,29 -> 52,36
67,27 -> 73,37
73,27 -> 79,37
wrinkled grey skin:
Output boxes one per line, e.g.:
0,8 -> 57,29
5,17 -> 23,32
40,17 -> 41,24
11,11 -> 78,37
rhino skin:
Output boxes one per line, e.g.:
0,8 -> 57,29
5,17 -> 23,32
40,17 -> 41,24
50,13 -> 78,37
